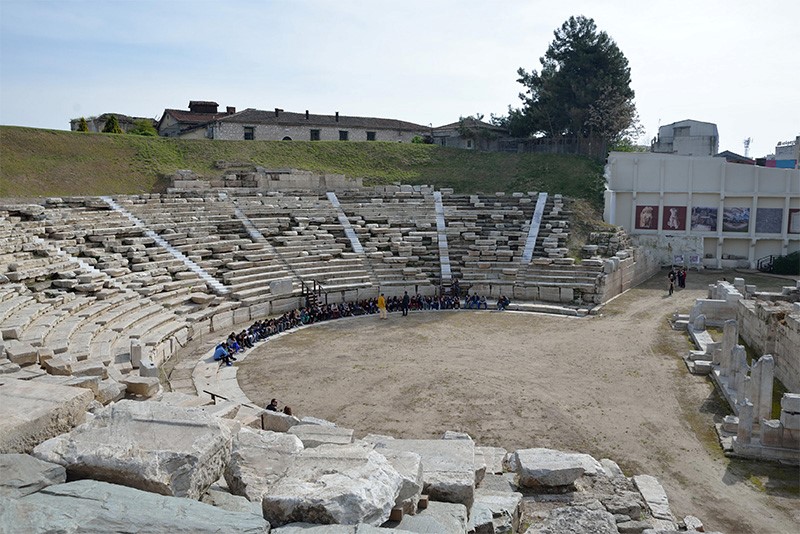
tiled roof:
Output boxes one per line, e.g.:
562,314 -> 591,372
161,109 -> 228,125
217,108 -> 428,131
434,118 -> 506,132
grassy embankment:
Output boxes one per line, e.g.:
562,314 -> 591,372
0,126 -> 605,207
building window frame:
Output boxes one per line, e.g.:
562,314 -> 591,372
244,126 -> 255,140
310,129 -> 321,141
339,130 -> 349,141
366,131 -> 376,141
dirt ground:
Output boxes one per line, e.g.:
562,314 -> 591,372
238,270 -> 800,533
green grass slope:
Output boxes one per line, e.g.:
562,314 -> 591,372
0,126 -> 605,207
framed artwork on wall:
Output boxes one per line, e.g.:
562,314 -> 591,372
635,205 -> 658,230
755,208 -> 783,234
722,207 -> 750,232
690,207 -> 717,231
662,206 -> 687,231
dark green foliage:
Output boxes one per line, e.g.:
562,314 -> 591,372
511,15 -> 637,144
102,115 -> 123,134
772,251 -> 800,275
128,120 -> 158,137
77,117 -> 89,132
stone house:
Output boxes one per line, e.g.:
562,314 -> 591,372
159,102 -> 428,142
432,118 -> 507,150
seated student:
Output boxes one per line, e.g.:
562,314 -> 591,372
282,406 -> 293,416
266,398 -> 279,411
213,343 -> 228,361
479,295 -> 487,309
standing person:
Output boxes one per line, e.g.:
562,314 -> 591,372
681,267 -> 688,288
401,291 -> 410,317
668,269 -> 676,296
377,293 -> 387,320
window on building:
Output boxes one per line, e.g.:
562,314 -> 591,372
310,129 -> 321,141
339,130 -> 349,141
466,139 -> 474,149
282,136 -> 292,141
244,127 -> 255,140
366,131 -> 376,141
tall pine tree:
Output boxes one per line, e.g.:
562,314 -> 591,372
102,115 -> 123,134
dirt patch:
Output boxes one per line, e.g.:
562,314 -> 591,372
237,270 -> 799,533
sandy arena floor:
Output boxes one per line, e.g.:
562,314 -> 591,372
237,270 -> 799,533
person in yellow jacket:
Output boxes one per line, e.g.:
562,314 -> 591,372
377,293 -> 387,320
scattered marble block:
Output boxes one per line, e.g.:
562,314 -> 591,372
511,448 -> 602,488
469,474 -> 523,534
262,410 -> 303,432
121,375 -> 160,397
524,504 -> 618,534
32,400 -> 234,499
0,378 -> 93,454
371,448 -> 423,515
394,501 -> 468,534
633,474 -> 674,522
261,442 -> 405,527
0,480 -> 268,533
289,425 -> 354,448
0,453 -> 66,498
224,426 -> 304,502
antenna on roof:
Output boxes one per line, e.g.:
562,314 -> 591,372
744,137 -> 752,158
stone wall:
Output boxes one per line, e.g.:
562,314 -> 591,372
598,247 -> 661,302
738,299 -> 800,392
213,122 -> 425,143
170,169 -> 363,193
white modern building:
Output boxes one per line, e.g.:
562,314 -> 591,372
604,152 -> 800,269
651,119 -> 719,156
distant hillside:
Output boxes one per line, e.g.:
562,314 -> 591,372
0,126 -> 605,207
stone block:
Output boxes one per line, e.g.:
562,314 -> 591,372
262,410 -> 303,432
33,400 -> 234,499
761,419 -> 784,447
469,482 -> 522,534
780,411 -> 800,431
395,501 -> 468,534
0,379 -> 93,453
511,448 -> 602,488
1,480 -> 268,533
121,375 -> 160,397
601,491 -> 643,518
225,426 -> 304,502
539,287 -> 561,302
722,415 -> 739,433
371,437 -> 475,508
72,360 -> 107,379
781,393 -> 800,413
43,357 -> 72,376
270,278 -> 294,296
261,443 -> 405,527
475,446 -> 507,475
96,379 -> 126,405
289,425 -> 354,448
371,448 -> 423,515
633,474 -> 674,521
0,453 -> 66,498
5,342 -> 38,366
139,358 -> 159,378
526,505 -> 617,534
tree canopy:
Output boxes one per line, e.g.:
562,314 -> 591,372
509,16 -> 638,145
128,119 -> 158,136
102,115 -> 123,134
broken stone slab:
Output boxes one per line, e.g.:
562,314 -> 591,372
394,501 -> 468,534
5,341 -> 38,366
96,379 -> 126,405
633,475 -> 674,522
523,504 -> 618,534
261,442 -> 405,528
618,520 -> 656,533
371,437 -> 475,508
475,446 -> 507,475
289,424 -> 354,448
32,400 -> 234,499
512,448 -> 602,488
371,448 -> 423,515
601,491 -> 643,518
273,524 -> 405,533
43,356 -> 72,376
0,479 -> 269,533
469,480 -> 523,534
262,409 -> 303,432
0,453 -> 66,498
600,458 -> 625,478
0,378 -> 93,453
224,426 -> 304,502
121,375 -> 160,397
301,416 -> 338,427
201,485 -> 263,517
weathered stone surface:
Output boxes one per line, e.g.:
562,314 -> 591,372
43,356 -> 72,376
273,524 -> 404,533
469,480 -> 523,534
601,491 -> 643,518
600,458 -> 624,478
289,424 -> 354,448
372,448 -> 423,514
475,446 -> 507,475
5,342 -> 38,366
371,438 -> 475,508
261,442 -> 404,527
96,378 -> 126,404
121,375 -> 160,397
512,448 -> 602,487
32,400 -> 234,499
0,378 -> 93,453
0,480 -> 269,533
201,485 -> 263,516
633,475 -> 674,522
394,501 -> 468,534
263,409 -> 303,432
524,505 -> 617,534
225,426 -> 304,501
0,453 -> 66,498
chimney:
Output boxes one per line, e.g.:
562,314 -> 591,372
305,110 -> 309,120
274,108 -> 280,117
335,111 -> 339,122
226,106 -> 236,114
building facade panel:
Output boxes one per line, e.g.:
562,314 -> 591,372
210,122 -> 424,143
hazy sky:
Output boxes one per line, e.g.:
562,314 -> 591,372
1,0 -> 798,158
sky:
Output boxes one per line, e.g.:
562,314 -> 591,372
1,0 -> 798,158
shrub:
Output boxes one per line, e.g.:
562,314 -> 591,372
102,115 -> 123,134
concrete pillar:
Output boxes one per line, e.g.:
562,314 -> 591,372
130,340 -> 142,369
737,400 -> 754,444
756,355 -> 775,423
720,320 -> 738,377
732,345 -> 749,401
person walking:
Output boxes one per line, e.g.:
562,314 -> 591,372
377,293 -> 387,320
401,291 -> 410,317
668,269 -> 676,296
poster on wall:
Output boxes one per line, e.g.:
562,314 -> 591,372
635,205 -> 658,230
689,254 -> 702,265
789,209 -> 800,234
755,208 -> 783,234
690,207 -> 717,231
673,254 -> 684,265
722,207 -> 750,232
662,206 -> 687,231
